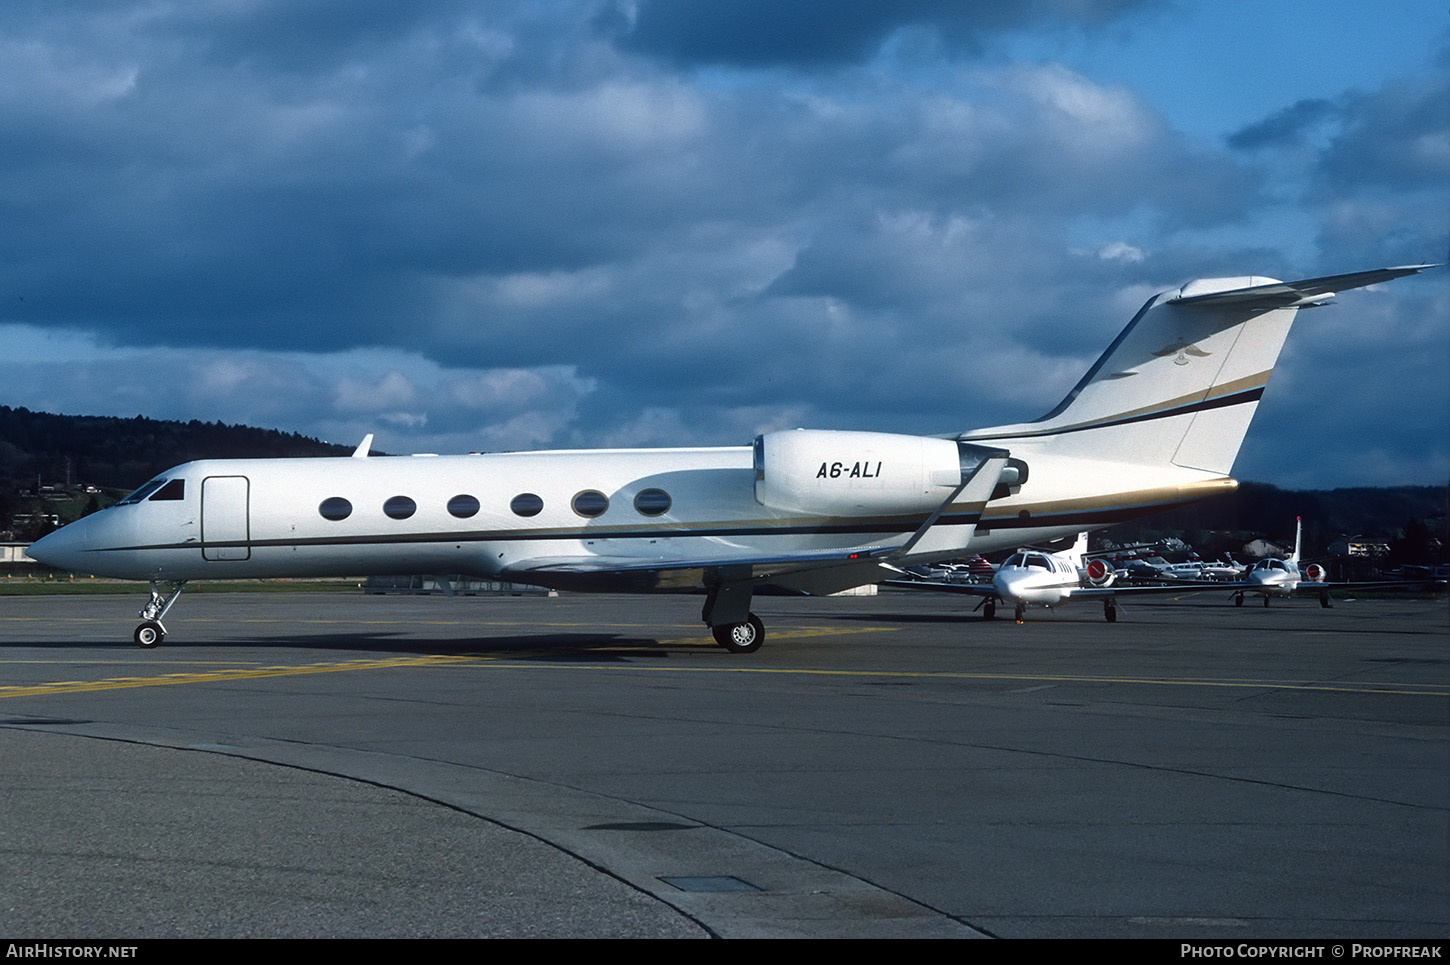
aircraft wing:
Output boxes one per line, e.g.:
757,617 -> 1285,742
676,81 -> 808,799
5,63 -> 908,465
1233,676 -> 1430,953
504,544 -> 905,593
1063,583 -> 1240,598
883,579 -> 1261,600
881,578 -> 997,598
502,446 -> 1013,596
1199,578 -> 1446,594
1169,264 -> 1437,308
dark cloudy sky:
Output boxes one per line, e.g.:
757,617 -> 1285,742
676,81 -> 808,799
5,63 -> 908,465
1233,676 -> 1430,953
3,0 -> 1446,488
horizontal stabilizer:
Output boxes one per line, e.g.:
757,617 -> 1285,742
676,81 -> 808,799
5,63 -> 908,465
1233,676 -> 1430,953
1169,265 -> 1438,308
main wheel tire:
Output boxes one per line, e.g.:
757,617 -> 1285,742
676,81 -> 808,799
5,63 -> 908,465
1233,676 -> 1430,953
712,613 -> 765,653
983,600 -> 996,620
1104,602 -> 1117,623
135,621 -> 164,648
1234,594 -> 1244,608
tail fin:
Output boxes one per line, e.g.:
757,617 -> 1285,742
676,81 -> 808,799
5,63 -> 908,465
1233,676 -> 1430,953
962,266 -> 1434,475
1290,516 -> 1302,564
1063,532 -> 1089,568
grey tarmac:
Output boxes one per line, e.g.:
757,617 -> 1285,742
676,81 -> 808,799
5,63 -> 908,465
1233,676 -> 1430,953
0,588 -> 1445,939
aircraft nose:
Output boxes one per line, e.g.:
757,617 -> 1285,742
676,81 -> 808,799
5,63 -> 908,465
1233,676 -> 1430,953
994,571 -> 1028,600
28,517 -> 91,571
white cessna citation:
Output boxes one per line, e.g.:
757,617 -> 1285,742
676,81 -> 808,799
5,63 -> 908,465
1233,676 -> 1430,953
28,265 -> 1436,651
889,532 -> 1238,623
1233,516 -> 1332,608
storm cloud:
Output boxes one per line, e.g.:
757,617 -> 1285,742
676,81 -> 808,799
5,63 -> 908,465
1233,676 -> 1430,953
1,1 -> 1445,486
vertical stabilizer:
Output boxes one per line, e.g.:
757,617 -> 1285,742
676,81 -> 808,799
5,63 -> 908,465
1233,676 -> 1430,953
1063,532 -> 1090,569
962,266 -> 1436,477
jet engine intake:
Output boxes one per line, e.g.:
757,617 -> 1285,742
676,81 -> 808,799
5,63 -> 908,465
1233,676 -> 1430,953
1084,558 -> 1116,587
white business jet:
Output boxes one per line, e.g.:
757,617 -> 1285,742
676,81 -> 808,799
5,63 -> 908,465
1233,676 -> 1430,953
1198,555 -> 1247,582
28,265 -> 1436,650
1209,517 -> 1441,608
1230,516 -> 1337,607
890,532 -> 1231,622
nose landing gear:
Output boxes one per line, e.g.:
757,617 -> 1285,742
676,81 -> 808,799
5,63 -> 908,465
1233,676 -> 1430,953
135,581 -> 185,648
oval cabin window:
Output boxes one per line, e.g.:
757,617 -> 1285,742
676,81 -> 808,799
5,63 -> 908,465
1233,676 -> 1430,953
447,494 -> 480,519
510,493 -> 544,517
571,490 -> 608,518
633,489 -> 671,516
319,497 -> 352,521
383,496 -> 417,520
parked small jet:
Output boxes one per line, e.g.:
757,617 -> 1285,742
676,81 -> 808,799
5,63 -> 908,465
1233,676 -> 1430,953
1235,517 -> 1321,606
888,533 -> 1237,622
28,265 -> 1437,650
1185,518 -> 1437,608
1198,555 -> 1247,582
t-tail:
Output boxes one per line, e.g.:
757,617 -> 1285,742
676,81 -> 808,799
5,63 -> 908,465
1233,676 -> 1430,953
959,265 -> 1437,537
965,266 -> 1432,473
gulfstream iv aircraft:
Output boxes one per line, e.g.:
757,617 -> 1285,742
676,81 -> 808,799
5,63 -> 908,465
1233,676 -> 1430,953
28,265 -> 1436,651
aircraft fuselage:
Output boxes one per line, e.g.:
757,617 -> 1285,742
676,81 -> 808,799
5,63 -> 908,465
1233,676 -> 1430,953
33,445 -> 1227,588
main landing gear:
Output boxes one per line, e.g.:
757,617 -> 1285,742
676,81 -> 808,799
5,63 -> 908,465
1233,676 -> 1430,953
702,577 -> 765,653
134,581 -> 185,648
1103,599 -> 1117,623
712,614 -> 765,654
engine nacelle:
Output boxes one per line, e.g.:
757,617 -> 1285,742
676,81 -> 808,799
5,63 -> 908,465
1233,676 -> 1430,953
1304,563 -> 1326,582
1084,558 -> 1116,587
754,430 -> 979,517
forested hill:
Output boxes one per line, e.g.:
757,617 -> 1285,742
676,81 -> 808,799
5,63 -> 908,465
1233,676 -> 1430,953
0,405 -> 350,492
1106,479 -> 1447,555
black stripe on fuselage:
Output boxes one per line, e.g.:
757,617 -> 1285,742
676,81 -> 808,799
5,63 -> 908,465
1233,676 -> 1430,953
978,497 -> 1207,532
968,386 -> 1264,443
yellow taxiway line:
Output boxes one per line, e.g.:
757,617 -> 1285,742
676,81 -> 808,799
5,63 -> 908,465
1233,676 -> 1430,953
2,620 -> 1444,700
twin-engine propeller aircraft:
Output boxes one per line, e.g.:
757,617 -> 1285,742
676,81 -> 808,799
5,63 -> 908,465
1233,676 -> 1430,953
28,264 -> 1436,650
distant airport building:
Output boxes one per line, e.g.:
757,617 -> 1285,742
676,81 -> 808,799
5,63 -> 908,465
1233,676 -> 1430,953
2,543 -> 37,564
1328,536 -> 1390,559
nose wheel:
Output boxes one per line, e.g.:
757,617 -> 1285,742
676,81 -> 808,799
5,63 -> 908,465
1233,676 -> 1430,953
134,621 -> 165,648
134,581 -> 185,648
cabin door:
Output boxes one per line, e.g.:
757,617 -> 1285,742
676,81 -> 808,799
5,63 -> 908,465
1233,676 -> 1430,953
201,475 -> 250,561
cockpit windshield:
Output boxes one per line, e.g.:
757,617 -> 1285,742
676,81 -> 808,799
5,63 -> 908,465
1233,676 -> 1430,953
114,478 -> 185,506
116,478 -> 168,505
